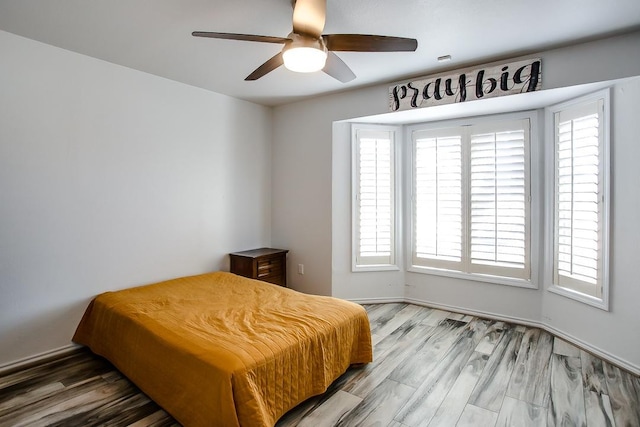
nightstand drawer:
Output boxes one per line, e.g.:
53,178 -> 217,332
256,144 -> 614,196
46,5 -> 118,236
229,248 -> 289,287
257,267 -> 282,279
257,258 -> 283,277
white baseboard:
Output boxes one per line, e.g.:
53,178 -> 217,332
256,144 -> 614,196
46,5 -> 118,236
541,323 -> 640,377
403,297 -> 542,329
0,344 -> 82,375
348,297 -> 406,305
403,297 -> 640,377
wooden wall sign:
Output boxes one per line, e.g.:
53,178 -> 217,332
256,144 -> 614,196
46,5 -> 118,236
389,58 -> 542,112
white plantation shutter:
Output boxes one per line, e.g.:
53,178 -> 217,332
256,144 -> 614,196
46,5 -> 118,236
354,128 -> 396,267
469,121 -> 530,279
413,130 -> 463,269
411,119 -> 531,282
553,99 -> 605,298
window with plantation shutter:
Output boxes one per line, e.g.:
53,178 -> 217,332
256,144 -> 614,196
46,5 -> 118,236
549,91 -> 609,307
469,123 -> 530,279
410,118 -> 531,282
412,130 -> 463,270
352,126 -> 397,270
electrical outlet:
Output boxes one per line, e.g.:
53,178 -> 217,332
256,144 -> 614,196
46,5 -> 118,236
298,264 -> 304,275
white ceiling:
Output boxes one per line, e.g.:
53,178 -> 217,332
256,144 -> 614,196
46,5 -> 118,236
1,0 -> 639,106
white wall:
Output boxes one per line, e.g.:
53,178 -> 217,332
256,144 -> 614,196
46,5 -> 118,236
0,31 -> 273,367
273,31 -> 640,371
272,88 -> 391,296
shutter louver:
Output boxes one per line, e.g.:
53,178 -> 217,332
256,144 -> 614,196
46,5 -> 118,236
470,127 -> 528,278
356,130 -> 394,266
414,133 -> 463,268
554,102 -> 602,296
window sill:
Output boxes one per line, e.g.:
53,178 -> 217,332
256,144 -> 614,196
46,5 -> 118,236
352,264 -> 400,273
407,265 -> 538,289
548,284 -> 609,311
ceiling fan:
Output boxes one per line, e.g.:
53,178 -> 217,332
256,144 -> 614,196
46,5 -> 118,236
192,0 -> 418,82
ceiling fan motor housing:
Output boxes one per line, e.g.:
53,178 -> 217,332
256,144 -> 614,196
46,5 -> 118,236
282,32 -> 328,72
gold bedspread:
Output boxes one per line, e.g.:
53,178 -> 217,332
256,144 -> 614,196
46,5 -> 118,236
72,271 -> 372,427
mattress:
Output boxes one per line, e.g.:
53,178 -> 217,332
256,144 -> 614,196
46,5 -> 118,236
72,271 -> 372,426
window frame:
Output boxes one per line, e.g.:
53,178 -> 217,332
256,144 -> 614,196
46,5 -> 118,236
545,88 -> 610,310
406,111 -> 540,289
351,124 -> 401,272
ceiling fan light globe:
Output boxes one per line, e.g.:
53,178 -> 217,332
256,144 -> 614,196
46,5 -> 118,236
283,46 -> 327,73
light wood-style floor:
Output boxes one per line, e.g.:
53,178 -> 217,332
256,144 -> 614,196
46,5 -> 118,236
1,303 -> 639,426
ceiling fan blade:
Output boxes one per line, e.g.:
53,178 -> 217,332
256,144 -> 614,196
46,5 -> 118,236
292,0 -> 326,38
324,34 -> 418,52
192,31 -> 289,44
323,52 -> 356,83
245,52 -> 284,81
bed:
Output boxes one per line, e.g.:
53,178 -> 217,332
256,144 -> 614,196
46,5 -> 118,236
72,271 -> 372,427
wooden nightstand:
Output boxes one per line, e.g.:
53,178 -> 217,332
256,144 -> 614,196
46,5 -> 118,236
229,248 -> 289,287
